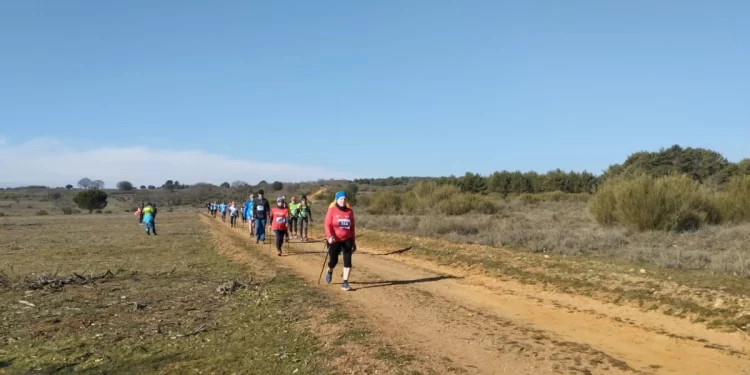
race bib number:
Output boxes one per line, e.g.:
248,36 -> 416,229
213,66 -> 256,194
337,219 -> 351,229
292,209 -> 298,215
257,206 -> 264,211
276,217 -> 286,223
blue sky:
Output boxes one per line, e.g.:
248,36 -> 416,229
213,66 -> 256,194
1,1 -> 748,187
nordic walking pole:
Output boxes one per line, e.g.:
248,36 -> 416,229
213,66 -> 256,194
317,242 -> 329,284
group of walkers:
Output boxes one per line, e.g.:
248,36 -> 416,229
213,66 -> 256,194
207,189 -> 356,291
134,202 -> 158,235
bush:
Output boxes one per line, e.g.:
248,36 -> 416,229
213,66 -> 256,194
367,191 -> 405,215
73,209 -> 82,214
0,212 -> 5,217
590,174 -> 718,232
61,207 -> 73,215
437,194 -> 474,216
73,189 -> 108,213
104,210 -> 113,214
36,210 -> 49,216
588,183 -> 618,226
713,175 -> 750,223
95,209 -> 103,214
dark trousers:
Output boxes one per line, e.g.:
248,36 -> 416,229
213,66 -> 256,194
230,215 -> 237,227
274,229 -> 287,250
328,240 -> 354,269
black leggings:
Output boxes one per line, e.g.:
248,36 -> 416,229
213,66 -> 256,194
230,215 -> 237,226
289,217 -> 298,234
274,230 -> 287,250
328,240 -> 354,269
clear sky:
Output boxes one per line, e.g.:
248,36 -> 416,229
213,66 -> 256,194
1,1 -> 748,187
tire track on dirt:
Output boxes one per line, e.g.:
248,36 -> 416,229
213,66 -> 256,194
207,214 -> 750,375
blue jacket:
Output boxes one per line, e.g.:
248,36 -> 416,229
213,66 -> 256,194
219,203 -> 227,212
243,200 -> 254,220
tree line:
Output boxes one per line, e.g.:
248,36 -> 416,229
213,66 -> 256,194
356,145 -> 749,195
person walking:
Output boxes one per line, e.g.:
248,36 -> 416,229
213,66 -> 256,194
142,202 -> 156,235
269,196 -> 290,256
324,191 -> 356,291
139,201 -> 146,223
219,201 -> 228,222
288,196 -> 300,239
244,194 -> 255,237
298,196 -> 313,241
151,204 -> 158,235
229,201 -> 239,228
252,190 -> 271,243
135,204 -> 143,224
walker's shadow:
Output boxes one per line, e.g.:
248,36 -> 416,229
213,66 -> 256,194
351,275 -> 459,290
283,251 -> 327,256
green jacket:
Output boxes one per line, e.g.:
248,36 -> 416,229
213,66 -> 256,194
298,203 -> 312,219
288,202 -> 300,218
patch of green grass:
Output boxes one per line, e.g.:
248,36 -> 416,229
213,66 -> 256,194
0,213 -> 332,374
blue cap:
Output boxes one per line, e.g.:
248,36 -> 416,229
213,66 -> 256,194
335,191 -> 346,201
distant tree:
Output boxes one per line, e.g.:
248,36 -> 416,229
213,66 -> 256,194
271,181 -> 284,191
77,177 -> 92,189
220,182 -> 230,188
258,180 -> 267,186
140,185 -> 146,189
91,180 -> 105,189
73,189 -> 108,213
65,184 -> 73,189
116,181 -> 134,191
346,183 -> 359,195
148,185 -> 156,189
162,180 -> 174,191
48,192 -> 62,201
460,172 -> 488,194
173,180 -> 181,189
232,180 -> 249,187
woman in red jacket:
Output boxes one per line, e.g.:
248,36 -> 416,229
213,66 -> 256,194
269,196 -> 290,256
324,191 -> 356,291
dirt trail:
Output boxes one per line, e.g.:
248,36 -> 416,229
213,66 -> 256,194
206,216 -> 750,375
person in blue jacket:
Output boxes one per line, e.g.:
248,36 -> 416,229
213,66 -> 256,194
219,201 -> 228,222
243,193 -> 255,237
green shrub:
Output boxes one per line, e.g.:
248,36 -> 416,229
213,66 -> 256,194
431,184 -> 461,201
517,193 -> 540,205
61,207 -> 73,215
713,175 -> 750,223
437,194 -> 474,216
588,182 -> 619,226
95,209 -> 103,214
104,210 -> 113,214
36,210 -> 49,216
73,209 -> 82,214
0,212 -> 5,217
411,181 -> 438,200
590,173 -> 718,232
473,199 -> 499,215
367,191 -> 404,215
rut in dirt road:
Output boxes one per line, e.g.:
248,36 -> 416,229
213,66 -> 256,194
206,215 -> 750,375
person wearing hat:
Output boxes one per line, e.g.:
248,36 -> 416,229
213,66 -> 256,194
270,196 -> 290,256
252,189 -> 271,243
324,191 -> 356,291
